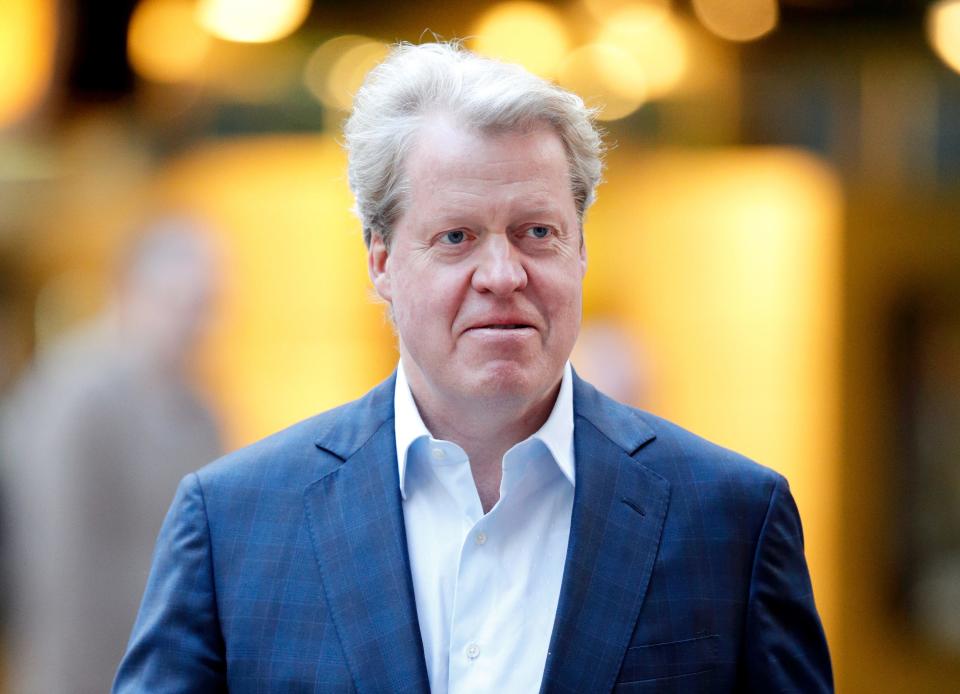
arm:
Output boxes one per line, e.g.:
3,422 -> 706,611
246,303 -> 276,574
740,476 -> 833,692
113,473 -> 227,693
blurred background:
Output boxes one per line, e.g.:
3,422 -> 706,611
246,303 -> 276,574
0,0 -> 959,691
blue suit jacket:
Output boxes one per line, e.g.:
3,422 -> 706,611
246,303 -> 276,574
114,373 -> 832,692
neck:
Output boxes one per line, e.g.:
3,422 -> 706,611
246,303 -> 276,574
415,385 -> 558,461
401,357 -> 562,512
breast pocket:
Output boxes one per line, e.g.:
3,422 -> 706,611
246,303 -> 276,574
615,633 -> 719,686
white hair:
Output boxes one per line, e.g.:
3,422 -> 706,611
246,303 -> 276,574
343,41 -> 605,247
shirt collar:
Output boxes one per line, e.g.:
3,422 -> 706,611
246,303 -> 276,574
394,361 -> 432,500
394,361 -> 576,500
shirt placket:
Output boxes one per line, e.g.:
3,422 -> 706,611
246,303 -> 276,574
442,444 -> 534,693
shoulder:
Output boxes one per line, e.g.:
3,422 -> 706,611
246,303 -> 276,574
573,374 -> 783,511
634,411 -> 787,538
635,409 -> 781,490
193,373 -> 397,496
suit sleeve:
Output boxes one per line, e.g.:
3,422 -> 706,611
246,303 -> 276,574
112,473 -> 227,693
740,475 -> 833,693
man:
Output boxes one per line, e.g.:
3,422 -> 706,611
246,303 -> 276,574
114,43 -> 832,692
2,219 -> 221,694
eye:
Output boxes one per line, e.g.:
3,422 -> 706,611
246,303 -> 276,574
440,230 -> 467,245
526,225 -> 552,239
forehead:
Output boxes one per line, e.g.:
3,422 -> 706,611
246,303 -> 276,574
402,116 -> 573,209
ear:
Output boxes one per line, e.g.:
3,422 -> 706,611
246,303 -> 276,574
368,233 -> 392,302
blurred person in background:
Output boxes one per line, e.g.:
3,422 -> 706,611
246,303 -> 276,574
114,42 -> 831,692
0,217 -> 222,694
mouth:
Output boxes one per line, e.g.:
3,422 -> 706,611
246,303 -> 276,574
476,324 -> 531,330
463,323 -> 538,340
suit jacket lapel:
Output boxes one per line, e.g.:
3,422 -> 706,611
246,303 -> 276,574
541,376 -> 671,694
304,375 -> 430,694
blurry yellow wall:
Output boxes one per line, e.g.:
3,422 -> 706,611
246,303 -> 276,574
154,135 -> 396,447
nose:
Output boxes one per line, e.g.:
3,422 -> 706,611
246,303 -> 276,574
471,234 -> 528,295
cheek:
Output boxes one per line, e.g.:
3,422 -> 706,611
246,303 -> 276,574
392,276 -> 452,333
408,267 -> 464,310
547,280 -> 584,343
548,273 -> 584,313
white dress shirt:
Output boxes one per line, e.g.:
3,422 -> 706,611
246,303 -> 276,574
394,361 -> 576,694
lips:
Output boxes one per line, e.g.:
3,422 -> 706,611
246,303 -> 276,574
462,320 -> 539,342
466,319 -> 536,331
460,312 -> 540,336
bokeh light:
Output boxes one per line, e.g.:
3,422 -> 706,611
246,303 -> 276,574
304,35 -> 389,113
692,0 -> 778,43
596,6 -> 688,99
197,0 -> 311,44
470,1 -> 570,79
558,44 -> 647,121
582,0 -> 670,25
927,0 -> 960,74
0,0 -> 56,128
128,0 -> 211,83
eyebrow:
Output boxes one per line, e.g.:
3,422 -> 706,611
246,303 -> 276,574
429,198 -> 568,231
513,205 -> 564,220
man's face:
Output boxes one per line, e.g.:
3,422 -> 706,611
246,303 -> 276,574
368,116 -> 587,413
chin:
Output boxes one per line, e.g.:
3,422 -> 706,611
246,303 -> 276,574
460,361 -> 550,401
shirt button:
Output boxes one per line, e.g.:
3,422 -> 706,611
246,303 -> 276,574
431,447 -> 445,460
475,532 -> 487,545
466,643 -> 480,659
